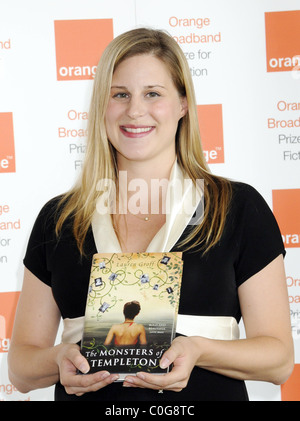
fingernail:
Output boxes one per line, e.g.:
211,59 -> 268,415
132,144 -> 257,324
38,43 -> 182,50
160,358 -> 170,369
79,364 -> 89,374
136,373 -> 144,380
123,382 -> 132,387
100,371 -> 110,380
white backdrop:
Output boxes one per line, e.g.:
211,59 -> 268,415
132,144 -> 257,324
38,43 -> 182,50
0,0 -> 299,401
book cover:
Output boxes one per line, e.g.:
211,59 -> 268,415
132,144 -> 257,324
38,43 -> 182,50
80,252 -> 183,380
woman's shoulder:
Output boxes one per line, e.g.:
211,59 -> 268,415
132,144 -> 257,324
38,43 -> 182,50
28,194 -> 69,241
222,180 -> 278,231
43,193 -> 66,210
229,180 -> 262,197
36,194 -> 63,214
35,194 -> 68,223
228,180 -> 269,210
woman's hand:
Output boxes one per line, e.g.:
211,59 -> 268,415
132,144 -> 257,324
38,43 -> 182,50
123,336 -> 199,392
56,343 -> 119,396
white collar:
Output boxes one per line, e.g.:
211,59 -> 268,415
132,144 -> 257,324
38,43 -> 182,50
92,161 -> 203,253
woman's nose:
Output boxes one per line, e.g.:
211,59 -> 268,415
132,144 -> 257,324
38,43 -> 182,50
126,96 -> 146,119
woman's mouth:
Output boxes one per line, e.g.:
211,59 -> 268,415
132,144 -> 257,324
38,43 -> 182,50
120,125 -> 155,138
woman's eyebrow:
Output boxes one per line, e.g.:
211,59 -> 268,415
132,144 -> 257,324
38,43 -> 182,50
145,85 -> 167,89
110,85 -> 167,89
111,85 -> 127,89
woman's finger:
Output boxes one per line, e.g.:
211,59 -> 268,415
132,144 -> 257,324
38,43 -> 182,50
64,372 -> 119,395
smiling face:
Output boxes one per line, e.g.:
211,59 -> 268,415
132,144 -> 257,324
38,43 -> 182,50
105,54 -> 187,169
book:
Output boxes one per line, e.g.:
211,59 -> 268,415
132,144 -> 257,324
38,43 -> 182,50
80,252 -> 183,380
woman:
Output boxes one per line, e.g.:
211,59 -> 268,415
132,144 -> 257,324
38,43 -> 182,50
8,28 -> 294,401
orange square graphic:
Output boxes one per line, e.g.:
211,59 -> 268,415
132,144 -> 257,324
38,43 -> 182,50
197,104 -> 224,164
54,19 -> 113,81
0,291 -> 20,353
281,364 -> 300,401
265,10 -> 300,72
0,112 -> 15,173
272,189 -> 300,248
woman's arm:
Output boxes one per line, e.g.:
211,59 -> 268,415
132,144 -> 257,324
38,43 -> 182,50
8,268 -> 62,392
224,252 -> 293,383
8,268 -> 118,395
123,255 -> 294,391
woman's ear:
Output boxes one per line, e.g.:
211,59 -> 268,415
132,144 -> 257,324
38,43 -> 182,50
180,96 -> 188,118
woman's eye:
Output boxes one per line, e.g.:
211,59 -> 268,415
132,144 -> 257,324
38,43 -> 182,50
113,92 -> 129,99
146,91 -> 160,98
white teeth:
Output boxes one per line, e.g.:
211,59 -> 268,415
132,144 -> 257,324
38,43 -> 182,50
123,127 -> 153,133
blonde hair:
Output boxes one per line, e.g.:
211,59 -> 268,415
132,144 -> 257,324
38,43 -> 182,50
55,28 -> 232,254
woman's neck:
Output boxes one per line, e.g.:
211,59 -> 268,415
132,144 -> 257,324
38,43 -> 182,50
116,156 -> 176,216
116,153 -> 176,182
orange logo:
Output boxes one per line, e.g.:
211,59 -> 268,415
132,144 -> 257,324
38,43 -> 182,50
272,189 -> 300,248
197,104 -> 224,164
281,364 -> 300,401
0,112 -> 15,173
265,11 -> 300,73
0,291 -> 20,353
54,19 -> 114,81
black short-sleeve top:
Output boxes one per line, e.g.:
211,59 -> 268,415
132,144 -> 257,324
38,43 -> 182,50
23,181 -> 285,401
